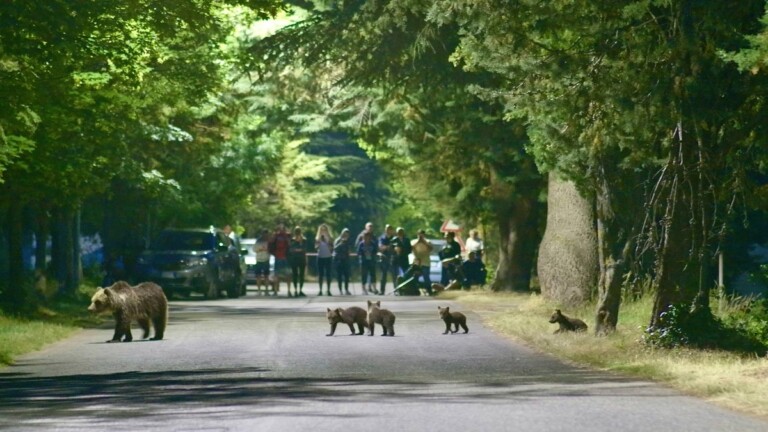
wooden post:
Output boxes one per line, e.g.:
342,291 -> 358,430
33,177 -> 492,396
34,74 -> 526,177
718,252 -> 725,314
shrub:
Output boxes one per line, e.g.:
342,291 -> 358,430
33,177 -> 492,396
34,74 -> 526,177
644,302 -> 767,356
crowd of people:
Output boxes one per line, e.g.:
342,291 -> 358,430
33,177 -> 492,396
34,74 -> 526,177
250,222 -> 488,297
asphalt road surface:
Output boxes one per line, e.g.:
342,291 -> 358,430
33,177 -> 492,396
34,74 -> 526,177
1,282 -> 766,432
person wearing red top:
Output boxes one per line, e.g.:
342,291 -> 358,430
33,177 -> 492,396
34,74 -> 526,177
269,224 -> 292,296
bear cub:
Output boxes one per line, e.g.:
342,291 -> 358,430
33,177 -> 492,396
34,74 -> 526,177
548,309 -> 588,334
88,281 -> 168,342
367,300 -> 396,337
326,306 -> 369,336
438,306 -> 469,334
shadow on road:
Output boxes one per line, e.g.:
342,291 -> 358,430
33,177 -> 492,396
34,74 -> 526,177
0,365 -> 672,424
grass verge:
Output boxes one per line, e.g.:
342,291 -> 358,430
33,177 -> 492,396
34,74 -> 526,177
441,289 -> 768,419
0,290 -> 103,367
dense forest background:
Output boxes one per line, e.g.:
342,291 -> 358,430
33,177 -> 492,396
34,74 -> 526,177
3,0 -> 768,343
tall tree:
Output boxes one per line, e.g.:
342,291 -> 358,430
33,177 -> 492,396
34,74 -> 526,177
251,1 -> 545,290
431,0 -> 768,331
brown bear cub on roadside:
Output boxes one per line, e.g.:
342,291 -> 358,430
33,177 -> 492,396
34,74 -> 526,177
88,281 -> 168,342
326,306 -> 369,336
438,306 -> 469,334
367,300 -> 396,336
548,309 -> 588,334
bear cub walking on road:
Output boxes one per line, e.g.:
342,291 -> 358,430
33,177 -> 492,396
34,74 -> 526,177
326,306 -> 369,336
367,300 -> 396,337
548,309 -> 588,334
88,281 -> 168,342
438,306 -> 469,334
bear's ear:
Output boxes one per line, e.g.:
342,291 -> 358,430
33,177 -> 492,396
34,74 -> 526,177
445,307 -> 450,313
367,300 -> 372,306
375,301 -> 381,307
103,288 -> 114,298
327,307 -> 331,312
554,309 -> 561,314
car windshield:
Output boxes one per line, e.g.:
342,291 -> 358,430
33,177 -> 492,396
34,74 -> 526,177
152,231 -> 214,251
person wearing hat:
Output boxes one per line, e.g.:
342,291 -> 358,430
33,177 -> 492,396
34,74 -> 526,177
333,228 -> 353,295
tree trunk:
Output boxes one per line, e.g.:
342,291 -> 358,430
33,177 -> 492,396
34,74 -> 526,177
649,132 -> 714,328
491,193 -> 541,292
592,162 -> 640,335
594,218 -> 632,335
3,200 -> 30,310
34,209 -> 50,272
51,206 -> 78,296
537,173 -> 598,305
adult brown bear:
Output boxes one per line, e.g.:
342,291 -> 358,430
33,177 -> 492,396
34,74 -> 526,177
88,281 -> 168,342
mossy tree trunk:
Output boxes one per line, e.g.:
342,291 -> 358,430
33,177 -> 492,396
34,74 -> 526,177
537,173 -> 598,305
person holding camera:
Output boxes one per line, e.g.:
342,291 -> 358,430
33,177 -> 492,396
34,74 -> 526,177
315,223 -> 334,296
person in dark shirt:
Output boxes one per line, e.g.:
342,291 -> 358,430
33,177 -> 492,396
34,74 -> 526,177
438,232 -> 462,285
357,231 -> 377,294
391,227 -> 412,275
462,251 -> 487,288
378,224 -> 398,295
333,228 -> 353,295
288,226 -> 308,297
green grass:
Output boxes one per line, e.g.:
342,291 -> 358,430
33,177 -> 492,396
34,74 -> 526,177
442,289 -> 768,419
0,285 -> 104,367
0,313 -> 78,365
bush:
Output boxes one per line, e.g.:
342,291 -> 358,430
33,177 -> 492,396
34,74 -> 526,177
644,302 -> 767,356
720,298 -> 768,347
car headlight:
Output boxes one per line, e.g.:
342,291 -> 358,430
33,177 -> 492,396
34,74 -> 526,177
186,257 -> 208,267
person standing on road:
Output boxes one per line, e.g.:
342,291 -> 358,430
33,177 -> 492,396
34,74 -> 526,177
355,221 -> 374,247
391,227 -> 412,275
315,223 -> 334,296
411,229 -> 434,295
357,231 -> 377,294
333,228 -> 353,295
288,226 -> 308,297
253,229 -> 274,295
269,224 -> 292,296
378,224 -> 398,295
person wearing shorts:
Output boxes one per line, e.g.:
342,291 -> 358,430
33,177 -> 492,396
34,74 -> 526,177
253,229 -> 274,295
269,224 -> 292,296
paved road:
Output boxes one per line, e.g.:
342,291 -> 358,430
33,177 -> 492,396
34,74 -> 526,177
0,283 -> 766,432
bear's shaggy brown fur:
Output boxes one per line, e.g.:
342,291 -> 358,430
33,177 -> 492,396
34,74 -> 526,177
367,300 -> 396,337
88,281 -> 168,342
326,306 -> 369,336
548,309 -> 588,334
438,306 -> 468,334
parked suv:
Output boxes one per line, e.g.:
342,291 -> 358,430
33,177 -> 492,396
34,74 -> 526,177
135,228 -> 246,299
